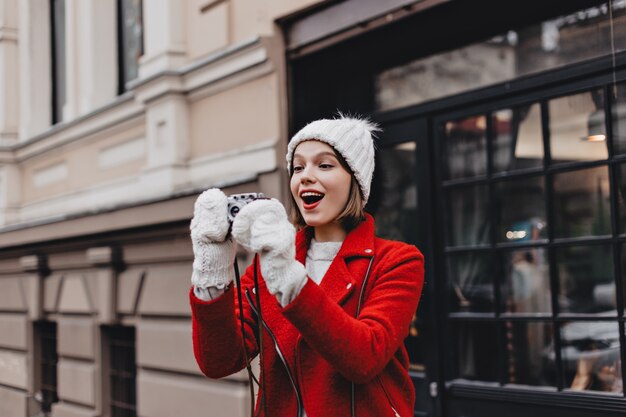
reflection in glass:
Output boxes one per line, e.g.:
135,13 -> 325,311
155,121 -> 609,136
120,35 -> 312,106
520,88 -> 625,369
447,252 -> 494,313
452,321 -> 498,382
375,3 -> 626,111
559,322 -> 622,393
613,82 -> 626,155
375,142 -> 418,245
556,245 -> 615,314
444,115 -> 487,179
120,0 -> 144,87
502,248 -> 551,314
495,176 -> 547,243
446,184 -> 490,247
493,104 -> 543,172
373,142 -> 425,370
505,321 -> 554,387
616,163 -> 626,234
549,89 -> 608,163
553,166 -> 611,238
621,245 -> 626,316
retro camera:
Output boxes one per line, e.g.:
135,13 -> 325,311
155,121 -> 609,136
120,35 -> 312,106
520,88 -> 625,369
227,193 -> 266,224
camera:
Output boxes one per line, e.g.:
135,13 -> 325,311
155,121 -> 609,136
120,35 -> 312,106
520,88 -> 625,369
227,193 -> 266,223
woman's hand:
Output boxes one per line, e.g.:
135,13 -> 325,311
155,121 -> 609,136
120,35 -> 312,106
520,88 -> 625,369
190,188 -> 236,291
232,199 -> 307,306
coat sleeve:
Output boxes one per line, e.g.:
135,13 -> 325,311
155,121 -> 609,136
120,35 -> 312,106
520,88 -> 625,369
282,243 -> 424,384
189,261 -> 260,379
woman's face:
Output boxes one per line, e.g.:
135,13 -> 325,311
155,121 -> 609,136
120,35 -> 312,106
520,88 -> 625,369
290,140 -> 352,230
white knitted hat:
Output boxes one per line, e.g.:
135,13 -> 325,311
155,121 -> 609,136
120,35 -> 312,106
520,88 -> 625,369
286,115 -> 379,204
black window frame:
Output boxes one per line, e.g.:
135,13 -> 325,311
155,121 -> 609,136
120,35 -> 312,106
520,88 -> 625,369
50,0 -> 66,125
117,0 -> 144,94
104,325 -> 137,417
35,320 -> 58,412
430,66 -> 626,411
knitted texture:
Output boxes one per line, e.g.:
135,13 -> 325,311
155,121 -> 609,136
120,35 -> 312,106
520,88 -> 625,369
286,115 -> 379,203
305,239 -> 342,285
231,199 -> 307,306
190,188 -> 236,290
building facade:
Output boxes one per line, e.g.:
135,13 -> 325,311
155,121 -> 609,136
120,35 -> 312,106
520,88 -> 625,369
0,1 -> 625,417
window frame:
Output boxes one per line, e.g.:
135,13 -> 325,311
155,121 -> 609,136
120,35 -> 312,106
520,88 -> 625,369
103,325 -> 137,417
433,74 -> 626,398
35,320 -> 58,412
116,0 -> 144,94
50,0 -> 66,125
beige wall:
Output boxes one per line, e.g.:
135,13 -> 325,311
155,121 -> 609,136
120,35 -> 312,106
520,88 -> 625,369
0,0 -> 322,416
0,0 -> 323,230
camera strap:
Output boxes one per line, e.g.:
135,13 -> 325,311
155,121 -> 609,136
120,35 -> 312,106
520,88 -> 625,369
235,254 -> 376,417
233,259 -> 258,417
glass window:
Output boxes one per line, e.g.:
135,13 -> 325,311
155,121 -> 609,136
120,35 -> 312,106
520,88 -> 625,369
374,142 -> 424,370
36,321 -> 58,412
616,162 -> 626,233
493,104 -> 544,173
446,184 -> 490,247
553,166 -> 611,238
619,245 -> 626,315
502,248 -> 551,315
560,321 -> 622,393
495,176 -> 547,244
504,321 -> 555,387
375,2 -> 626,111
107,326 -> 137,417
51,0 -> 66,124
451,321 -> 498,382
444,115 -> 487,180
556,245 -> 615,315
447,252 -> 494,313
549,89 -> 608,164
375,142 -> 418,245
613,81 -> 626,155
118,0 -> 143,92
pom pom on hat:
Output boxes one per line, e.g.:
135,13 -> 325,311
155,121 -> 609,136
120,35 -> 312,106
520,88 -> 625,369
286,114 -> 379,204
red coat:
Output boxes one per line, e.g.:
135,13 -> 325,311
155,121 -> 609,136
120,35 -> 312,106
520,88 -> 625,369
190,214 -> 424,417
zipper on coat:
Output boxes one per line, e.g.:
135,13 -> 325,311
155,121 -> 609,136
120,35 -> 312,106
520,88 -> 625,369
377,377 -> 401,417
246,289 -> 305,417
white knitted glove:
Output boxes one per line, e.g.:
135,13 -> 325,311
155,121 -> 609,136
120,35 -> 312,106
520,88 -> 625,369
190,188 -> 236,294
231,199 -> 307,306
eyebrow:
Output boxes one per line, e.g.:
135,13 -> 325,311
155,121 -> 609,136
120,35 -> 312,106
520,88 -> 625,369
293,151 -> 338,160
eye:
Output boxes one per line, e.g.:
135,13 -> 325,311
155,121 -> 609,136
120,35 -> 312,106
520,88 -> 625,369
319,163 -> 334,169
293,165 -> 304,173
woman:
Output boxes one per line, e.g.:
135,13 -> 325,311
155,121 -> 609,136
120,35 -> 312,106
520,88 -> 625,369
189,116 -> 424,417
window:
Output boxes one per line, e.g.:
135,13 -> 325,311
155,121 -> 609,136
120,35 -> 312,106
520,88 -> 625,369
117,0 -> 143,93
106,326 -> 137,417
375,1 -> 626,111
50,0 -> 66,124
373,142 -> 426,372
441,81 -> 626,395
36,321 -> 58,412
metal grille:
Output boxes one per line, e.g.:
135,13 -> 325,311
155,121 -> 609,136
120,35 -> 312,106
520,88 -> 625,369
38,321 -> 58,412
108,326 -> 137,417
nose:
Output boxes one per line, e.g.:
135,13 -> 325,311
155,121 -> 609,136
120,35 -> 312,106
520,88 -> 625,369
300,165 -> 315,184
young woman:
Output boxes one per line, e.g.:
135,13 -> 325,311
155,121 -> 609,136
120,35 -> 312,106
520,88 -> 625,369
189,116 -> 424,417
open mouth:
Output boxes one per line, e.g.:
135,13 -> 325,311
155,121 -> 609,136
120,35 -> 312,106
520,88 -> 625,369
300,191 -> 324,206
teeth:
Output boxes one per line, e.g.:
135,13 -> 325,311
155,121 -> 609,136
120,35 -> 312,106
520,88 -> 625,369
301,192 -> 324,197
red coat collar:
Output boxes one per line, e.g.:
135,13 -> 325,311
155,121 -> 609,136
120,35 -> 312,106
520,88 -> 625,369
295,213 -> 376,263
294,213 -> 376,306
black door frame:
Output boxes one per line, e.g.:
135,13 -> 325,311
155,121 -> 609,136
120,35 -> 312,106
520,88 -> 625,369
376,53 -> 626,417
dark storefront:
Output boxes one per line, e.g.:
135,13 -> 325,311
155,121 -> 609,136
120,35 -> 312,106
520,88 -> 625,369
284,1 -> 626,416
